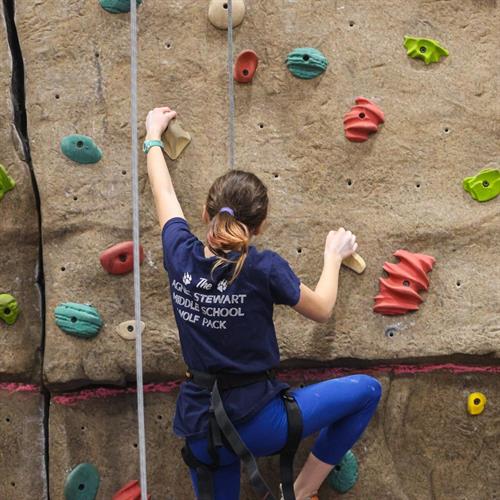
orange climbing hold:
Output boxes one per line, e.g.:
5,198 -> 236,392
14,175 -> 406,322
343,97 -> 385,142
112,479 -> 151,500
374,249 -> 435,315
100,241 -> 144,275
234,50 -> 258,83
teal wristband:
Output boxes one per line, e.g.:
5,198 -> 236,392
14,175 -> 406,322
143,139 -> 164,154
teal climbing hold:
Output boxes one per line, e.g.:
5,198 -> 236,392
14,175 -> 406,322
286,48 -> 328,79
99,0 -> 142,14
404,36 -> 449,64
463,168 -> 500,202
0,164 -> 16,201
64,463 -> 100,500
60,135 -> 102,164
54,303 -> 103,338
327,450 -> 359,494
0,293 -> 20,325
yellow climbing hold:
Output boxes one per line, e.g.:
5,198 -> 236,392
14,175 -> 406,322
468,392 -> 487,415
342,253 -> 366,274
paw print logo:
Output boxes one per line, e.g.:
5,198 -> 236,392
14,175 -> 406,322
183,272 -> 192,286
217,279 -> 228,293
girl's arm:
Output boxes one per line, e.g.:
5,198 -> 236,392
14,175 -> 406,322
145,107 -> 185,230
293,228 -> 357,323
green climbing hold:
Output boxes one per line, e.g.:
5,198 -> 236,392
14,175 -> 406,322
60,135 -> 102,164
286,48 -> 328,79
0,164 -> 16,201
327,450 -> 359,494
54,303 -> 103,338
0,293 -> 20,325
99,0 -> 142,14
463,168 -> 500,202
404,36 -> 449,64
64,463 -> 100,500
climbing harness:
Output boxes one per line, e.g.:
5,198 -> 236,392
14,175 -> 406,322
181,369 -> 303,500
129,1 -> 148,499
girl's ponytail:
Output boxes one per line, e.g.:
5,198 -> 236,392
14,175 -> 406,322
207,209 -> 250,284
206,170 -> 269,285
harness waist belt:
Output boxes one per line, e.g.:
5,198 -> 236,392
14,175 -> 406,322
186,368 -> 275,391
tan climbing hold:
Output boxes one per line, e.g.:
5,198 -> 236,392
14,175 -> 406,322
342,253 -> 366,274
116,320 -> 145,340
165,120 -> 191,160
208,0 -> 245,30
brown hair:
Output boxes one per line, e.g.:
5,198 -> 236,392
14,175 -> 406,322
206,170 -> 268,284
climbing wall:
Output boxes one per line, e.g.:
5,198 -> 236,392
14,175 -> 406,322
1,0 -> 499,498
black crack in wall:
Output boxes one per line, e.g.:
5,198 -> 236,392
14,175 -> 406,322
2,0 -> 49,497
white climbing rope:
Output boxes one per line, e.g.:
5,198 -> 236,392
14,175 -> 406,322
129,1 -> 148,499
227,0 -> 235,169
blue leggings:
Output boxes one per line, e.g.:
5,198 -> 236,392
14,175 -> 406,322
187,374 -> 382,499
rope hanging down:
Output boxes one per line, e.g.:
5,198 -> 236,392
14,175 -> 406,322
129,1 -> 148,499
227,0 -> 235,169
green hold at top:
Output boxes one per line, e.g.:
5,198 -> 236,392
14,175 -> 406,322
60,134 -> 102,164
100,0 -> 142,14
286,48 -> 328,79
0,164 -> 15,201
327,449 -> 359,493
64,463 -> 100,500
463,168 -> 500,202
404,36 -> 449,64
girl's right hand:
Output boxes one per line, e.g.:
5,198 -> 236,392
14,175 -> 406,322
324,228 -> 358,260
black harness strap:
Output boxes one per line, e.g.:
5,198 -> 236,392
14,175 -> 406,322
279,393 -> 303,500
211,380 -> 276,499
181,442 -> 216,500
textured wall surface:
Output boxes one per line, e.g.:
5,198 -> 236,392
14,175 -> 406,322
0,10 -> 41,382
0,0 -> 498,498
0,386 -> 47,499
48,371 -> 500,499
15,0 -> 500,390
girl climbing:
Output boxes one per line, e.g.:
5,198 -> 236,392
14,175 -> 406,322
145,106 -> 382,500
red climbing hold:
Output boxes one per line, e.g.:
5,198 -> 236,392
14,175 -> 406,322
100,241 -> 144,275
234,50 -> 258,83
112,479 -> 151,500
343,97 -> 385,142
373,249 -> 435,315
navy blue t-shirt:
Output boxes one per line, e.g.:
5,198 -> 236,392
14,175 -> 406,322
161,217 -> 301,439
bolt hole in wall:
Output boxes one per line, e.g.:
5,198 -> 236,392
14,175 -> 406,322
456,280 -> 462,288
133,443 -> 138,448
61,266 -> 66,271
444,127 -> 450,133
122,170 -> 127,175
416,182 -> 421,188
11,482 -> 15,487
5,417 -> 10,422
297,248 -> 302,254
55,93 -> 60,99
95,52 -> 99,58
258,123 -> 264,129
385,326 -> 398,338
347,179 -> 353,186
73,196 -> 78,201
349,20 -> 355,27
157,415 -> 162,420
273,173 -> 279,179
165,41 -> 172,49
223,2 -> 228,8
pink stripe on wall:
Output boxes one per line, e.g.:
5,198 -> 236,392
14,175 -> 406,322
2,363 -> 498,406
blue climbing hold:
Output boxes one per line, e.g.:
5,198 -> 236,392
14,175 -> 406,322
99,0 -> 142,14
54,303 -> 103,338
60,135 -> 102,164
327,449 -> 359,493
64,463 -> 100,500
286,48 -> 328,79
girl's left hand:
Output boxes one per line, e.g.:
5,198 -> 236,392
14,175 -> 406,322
145,106 -> 177,139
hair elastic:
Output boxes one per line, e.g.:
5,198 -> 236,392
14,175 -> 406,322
219,207 -> 235,217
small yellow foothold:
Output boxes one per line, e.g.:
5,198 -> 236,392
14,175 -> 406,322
116,320 -> 145,340
468,392 -> 487,415
165,120 -> 191,160
342,252 -> 366,274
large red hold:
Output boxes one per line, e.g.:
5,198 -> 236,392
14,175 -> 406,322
234,49 -> 258,83
374,249 -> 435,315
343,97 -> 385,142
100,241 -> 145,275
112,479 -> 151,500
